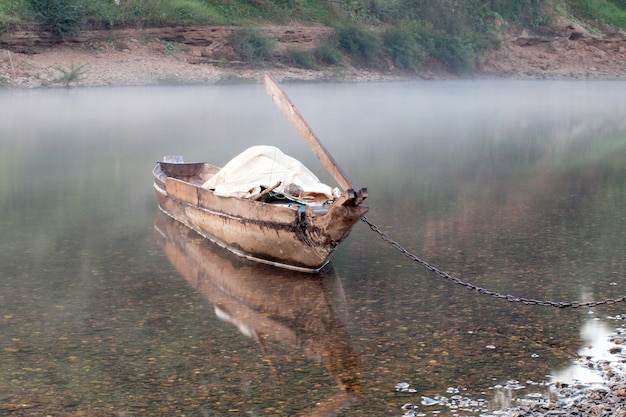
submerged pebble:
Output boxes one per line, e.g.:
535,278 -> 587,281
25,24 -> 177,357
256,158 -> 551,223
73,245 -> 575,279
396,316 -> 626,417
503,317 -> 626,417
395,382 -> 417,393
420,396 -> 439,406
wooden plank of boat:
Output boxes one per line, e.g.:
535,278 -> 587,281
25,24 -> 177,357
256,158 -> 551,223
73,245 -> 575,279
263,72 -> 367,204
152,77 -> 368,272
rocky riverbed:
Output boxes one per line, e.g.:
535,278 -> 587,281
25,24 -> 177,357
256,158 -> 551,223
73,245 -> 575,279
506,314 -> 626,417
396,313 -> 626,417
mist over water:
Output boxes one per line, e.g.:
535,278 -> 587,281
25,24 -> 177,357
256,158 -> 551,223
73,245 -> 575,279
1,81 -> 625,416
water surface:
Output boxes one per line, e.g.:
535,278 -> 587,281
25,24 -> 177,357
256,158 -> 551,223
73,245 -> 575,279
1,81 -> 625,416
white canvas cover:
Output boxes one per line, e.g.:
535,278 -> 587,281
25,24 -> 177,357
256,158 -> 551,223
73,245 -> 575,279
202,146 -> 336,201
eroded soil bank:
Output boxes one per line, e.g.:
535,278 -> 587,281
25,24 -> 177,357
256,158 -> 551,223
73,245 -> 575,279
1,17 -> 626,87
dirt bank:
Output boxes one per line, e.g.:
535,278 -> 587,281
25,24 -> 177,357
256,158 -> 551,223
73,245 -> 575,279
479,16 -> 626,80
1,18 -> 625,87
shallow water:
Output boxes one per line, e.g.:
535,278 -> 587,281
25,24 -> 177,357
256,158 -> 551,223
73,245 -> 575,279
1,81 -> 625,416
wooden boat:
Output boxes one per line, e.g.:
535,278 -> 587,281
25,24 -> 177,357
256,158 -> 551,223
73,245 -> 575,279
152,73 -> 368,272
153,211 -> 362,414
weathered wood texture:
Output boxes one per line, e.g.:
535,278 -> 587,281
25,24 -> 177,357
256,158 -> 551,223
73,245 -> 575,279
264,72 -> 357,193
153,161 -> 367,271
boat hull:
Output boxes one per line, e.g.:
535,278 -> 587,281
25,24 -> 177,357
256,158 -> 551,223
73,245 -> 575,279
153,162 -> 367,272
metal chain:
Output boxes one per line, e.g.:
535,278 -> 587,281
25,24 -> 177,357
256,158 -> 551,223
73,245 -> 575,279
361,216 -> 626,308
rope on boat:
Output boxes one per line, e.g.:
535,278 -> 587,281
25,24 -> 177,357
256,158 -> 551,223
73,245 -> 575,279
361,216 -> 626,308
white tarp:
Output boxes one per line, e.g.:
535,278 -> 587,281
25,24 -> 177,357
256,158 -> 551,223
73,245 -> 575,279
202,146 -> 336,201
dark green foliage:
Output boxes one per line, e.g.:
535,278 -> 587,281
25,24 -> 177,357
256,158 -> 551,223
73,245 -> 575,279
430,34 -> 475,74
382,20 -> 426,71
335,23 -> 382,68
229,27 -> 276,65
608,0 -> 626,8
29,0 -> 85,37
486,0 -> 549,27
314,41 -> 343,66
284,48 -> 320,70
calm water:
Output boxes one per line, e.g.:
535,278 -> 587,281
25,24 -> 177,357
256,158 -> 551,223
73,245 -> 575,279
1,81 -> 625,416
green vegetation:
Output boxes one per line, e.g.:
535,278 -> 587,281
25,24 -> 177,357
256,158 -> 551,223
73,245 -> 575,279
382,20 -> 426,71
48,63 -> 88,86
29,0 -> 86,36
571,0 -> 626,28
285,47 -> 320,70
229,27 -> 276,65
1,0 -> 625,74
335,23 -> 383,68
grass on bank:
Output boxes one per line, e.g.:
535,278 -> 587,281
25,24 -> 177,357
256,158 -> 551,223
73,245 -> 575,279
570,0 -> 626,28
48,63 -> 87,86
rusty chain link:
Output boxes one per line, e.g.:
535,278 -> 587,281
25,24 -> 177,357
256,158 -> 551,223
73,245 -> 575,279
362,216 -> 626,308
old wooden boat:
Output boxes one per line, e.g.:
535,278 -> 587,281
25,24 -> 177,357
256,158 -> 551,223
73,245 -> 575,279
152,73 -> 367,272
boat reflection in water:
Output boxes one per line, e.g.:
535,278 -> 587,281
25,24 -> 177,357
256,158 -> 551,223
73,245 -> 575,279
154,211 -> 362,415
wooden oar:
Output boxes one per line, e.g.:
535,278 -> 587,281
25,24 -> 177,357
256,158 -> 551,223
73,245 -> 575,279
250,181 -> 282,201
263,73 -> 366,201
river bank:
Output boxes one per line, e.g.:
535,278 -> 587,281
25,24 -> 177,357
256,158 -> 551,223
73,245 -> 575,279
1,17 -> 626,88
0,24 -> 414,88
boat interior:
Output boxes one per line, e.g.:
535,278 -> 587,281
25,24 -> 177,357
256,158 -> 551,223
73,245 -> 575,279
157,161 -> 332,214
